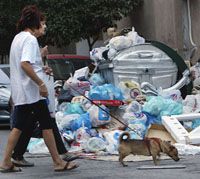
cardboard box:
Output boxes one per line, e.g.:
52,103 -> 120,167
146,124 -> 176,144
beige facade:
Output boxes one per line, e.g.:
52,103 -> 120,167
76,0 -> 200,64
129,0 -> 200,64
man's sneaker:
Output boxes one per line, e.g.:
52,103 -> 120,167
61,153 -> 80,162
12,158 -> 34,167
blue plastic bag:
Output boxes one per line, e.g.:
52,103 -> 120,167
63,102 -> 85,115
192,119 -> 200,129
143,96 -> 183,123
89,73 -> 105,86
89,83 -> 124,100
70,112 -> 92,131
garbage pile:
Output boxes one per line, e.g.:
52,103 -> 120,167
28,27 -> 200,156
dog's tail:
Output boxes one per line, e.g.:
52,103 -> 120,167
119,132 -> 131,143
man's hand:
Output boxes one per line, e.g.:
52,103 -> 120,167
43,66 -> 53,75
40,45 -> 49,58
39,83 -> 48,97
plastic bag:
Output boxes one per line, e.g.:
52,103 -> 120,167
125,102 -> 149,139
123,101 -> 146,125
123,112 -> 147,125
27,138 -> 48,154
70,112 -> 92,131
159,89 -> 182,102
71,96 -> 86,104
55,112 -> 80,130
143,96 -> 183,124
109,36 -> 133,51
174,143 -> 200,155
89,84 -> 124,100
192,119 -> 200,129
75,125 -> 91,149
90,47 -> 109,61
60,102 -> 85,115
107,48 -> 117,59
62,130 -> 75,142
86,137 -> 106,152
89,73 -> 105,86
75,126 -> 91,143
63,77 -> 90,96
118,81 -> 142,101
88,105 -> 111,127
125,101 -> 142,113
126,27 -> 145,45
182,94 -> 200,113
41,74 -> 55,117
89,85 -> 110,100
73,67 -> 89,80
127,119 -> 148,139
103,130 -> 124,154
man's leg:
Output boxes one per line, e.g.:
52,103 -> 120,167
0,128 -> 21,169
36,100 -> 78,170
12,129 -> 34,166
12,131 -> 32,158
51,118 -> 79,161
11,106 -> 35,167
0,104 -> 33,170
51,118 -> 67,154
42,129 -> 64,165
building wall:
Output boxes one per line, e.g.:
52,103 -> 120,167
131,0 -> 183,54
190,0 -> 200,63
130,0 -> 156,40
75,0 -> 200,63
130,0 -> 200,63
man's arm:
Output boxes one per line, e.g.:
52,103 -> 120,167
40,45 -> 48,58
21,61 -> 48,97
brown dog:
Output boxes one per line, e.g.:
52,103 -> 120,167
118,132 -> 179,166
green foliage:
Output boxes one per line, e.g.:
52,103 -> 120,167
0,0 -> 33,55
0,0 -> 142,54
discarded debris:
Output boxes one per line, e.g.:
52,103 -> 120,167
137,165 -> 186,170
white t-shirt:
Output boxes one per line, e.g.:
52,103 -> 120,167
10,31 -> 43,106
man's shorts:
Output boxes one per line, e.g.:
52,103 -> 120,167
13,100 -> 53,131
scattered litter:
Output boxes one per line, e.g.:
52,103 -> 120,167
174,143 -> 200,155
27,29 -> 200,162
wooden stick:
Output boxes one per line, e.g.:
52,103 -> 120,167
137,165 -> 186,170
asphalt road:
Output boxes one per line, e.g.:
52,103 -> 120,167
0,127 -> 200,179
